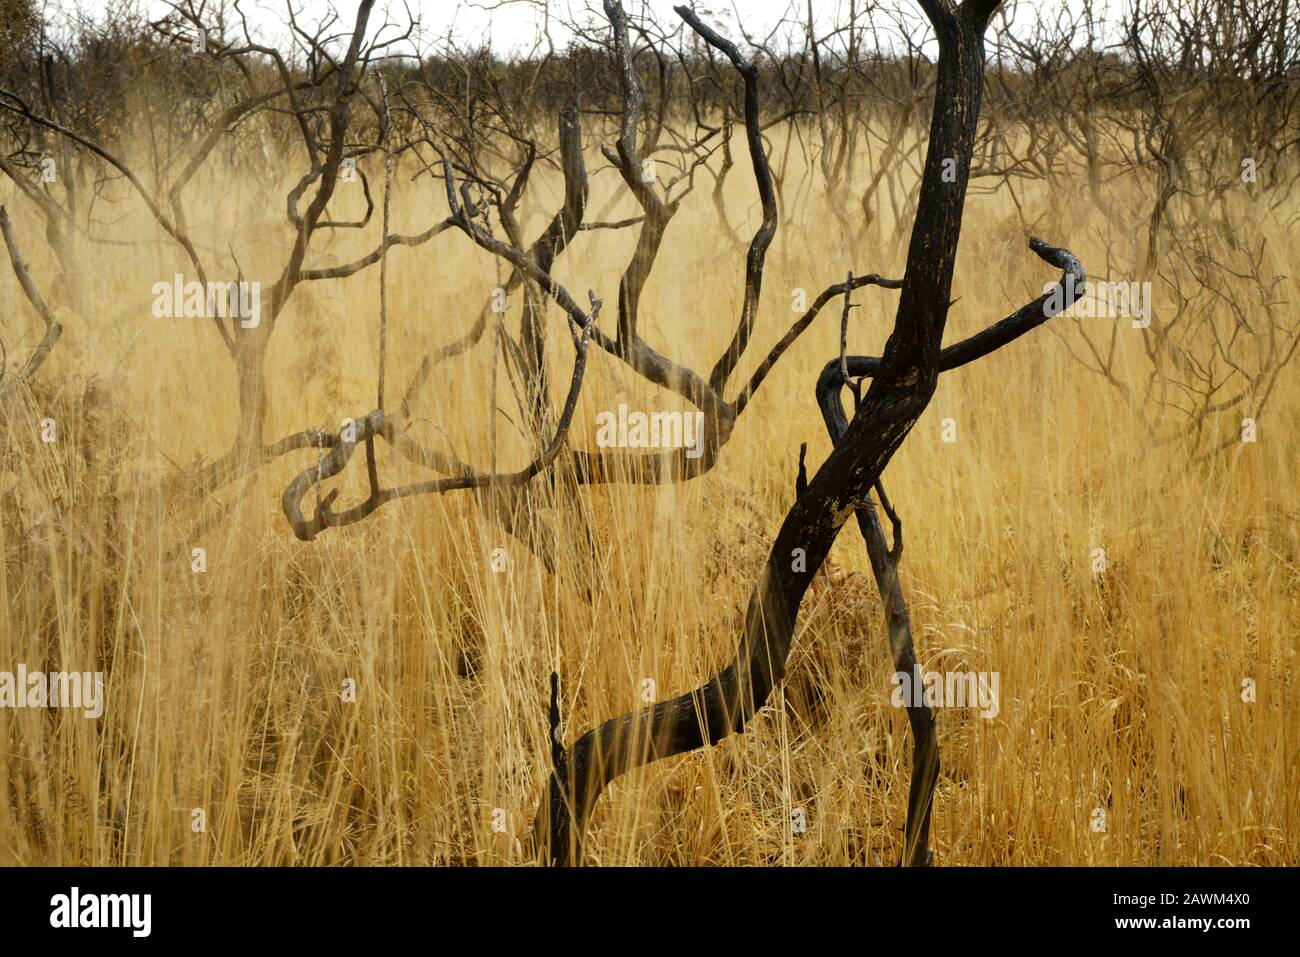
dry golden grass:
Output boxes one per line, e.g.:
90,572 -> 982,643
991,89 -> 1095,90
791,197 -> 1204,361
1,132 -> 1296,865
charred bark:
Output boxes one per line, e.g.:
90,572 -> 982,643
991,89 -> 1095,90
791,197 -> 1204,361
537,0 -> 1029,866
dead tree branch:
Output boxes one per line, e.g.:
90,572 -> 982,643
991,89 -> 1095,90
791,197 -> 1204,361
0,206 -> 63,398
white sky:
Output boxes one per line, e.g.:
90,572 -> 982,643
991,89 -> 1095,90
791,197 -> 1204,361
54,0 -> 1108,59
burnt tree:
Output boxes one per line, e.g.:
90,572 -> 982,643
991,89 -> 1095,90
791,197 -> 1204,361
538,0 -> 1087,867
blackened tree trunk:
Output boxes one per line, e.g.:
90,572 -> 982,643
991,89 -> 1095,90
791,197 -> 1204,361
539,0 -> 1015,866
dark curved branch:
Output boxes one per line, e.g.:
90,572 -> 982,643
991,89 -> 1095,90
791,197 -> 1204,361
267,0 -> 376,320
672,6 -> 780,396
302,218 -> 455,280
520,106 -> 589,434
817,363 -> 937,867
818,237 -> 1085,433
282,294 -> 601,541
603,0 -> 663,214
167,83 -> 317,219
0,90 -> 231,354
734,274 -> 904,416
537,362 -> 935,865
577,216 -> 644,231
391,106 -> 590,436
0,207 -> 63,398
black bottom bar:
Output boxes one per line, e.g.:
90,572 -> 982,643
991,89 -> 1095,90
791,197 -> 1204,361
2,866 -> 1278,944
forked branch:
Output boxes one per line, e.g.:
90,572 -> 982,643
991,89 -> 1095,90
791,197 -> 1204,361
281,294 -> 602,541
0,207 -> 63,398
